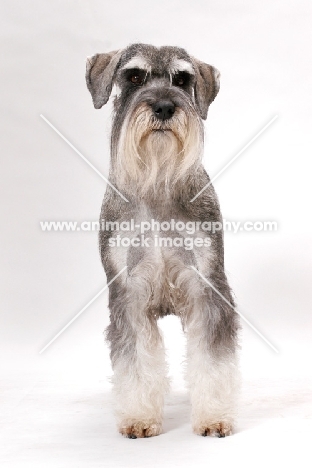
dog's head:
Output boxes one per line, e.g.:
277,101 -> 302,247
86,44 -> 220,196
86,43 -> 220,119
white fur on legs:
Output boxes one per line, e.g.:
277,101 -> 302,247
186,310 -> 240,437
112,324 -> 169,438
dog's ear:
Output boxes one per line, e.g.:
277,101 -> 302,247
86,50 -> 122,109
191,58 -> 220,120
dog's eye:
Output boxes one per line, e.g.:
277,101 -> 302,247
173,72 -> 190,87
127,69 -> 145,85
130,74 -> 143,84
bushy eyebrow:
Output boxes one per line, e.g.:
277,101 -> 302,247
170,59 -> 194,75
121,57 -> 151,73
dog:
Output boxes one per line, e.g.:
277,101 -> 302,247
86,43 -> 240,438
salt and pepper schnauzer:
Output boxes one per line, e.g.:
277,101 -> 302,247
86,43 -> 240,438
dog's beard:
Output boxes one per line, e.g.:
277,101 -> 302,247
113,103 -> 203,197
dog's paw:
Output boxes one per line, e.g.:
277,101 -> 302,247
119,420 -> 162,438
194,421 -> 233,438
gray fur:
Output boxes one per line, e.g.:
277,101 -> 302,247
86,43 -> 240,439
86,50 -> 122,109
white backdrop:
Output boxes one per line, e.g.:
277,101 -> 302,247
1,1 -> 312,467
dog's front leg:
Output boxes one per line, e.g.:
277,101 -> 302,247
186,274 -> 240,437
106,275 -> 169,438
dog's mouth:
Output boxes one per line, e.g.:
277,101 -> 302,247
151,128 -> 173,133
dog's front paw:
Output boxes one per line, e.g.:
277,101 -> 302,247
194,421 -> 233,438
119,419 -> 162,438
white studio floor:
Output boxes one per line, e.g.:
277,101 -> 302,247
1,319 -> 312,468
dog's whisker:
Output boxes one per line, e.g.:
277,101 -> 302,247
134,149 -> 149,168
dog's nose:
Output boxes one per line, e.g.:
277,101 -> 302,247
152,100 -> 175,121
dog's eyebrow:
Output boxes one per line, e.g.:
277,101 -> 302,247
121,57 -> 151,72
170,59 -> 194,75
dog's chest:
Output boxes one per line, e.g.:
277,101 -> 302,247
104,201 -> 213,289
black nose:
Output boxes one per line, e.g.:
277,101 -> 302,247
152,100 -> 175,121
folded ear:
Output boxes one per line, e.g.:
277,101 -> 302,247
86,50 -> 122,109
191,58 -> 220,120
